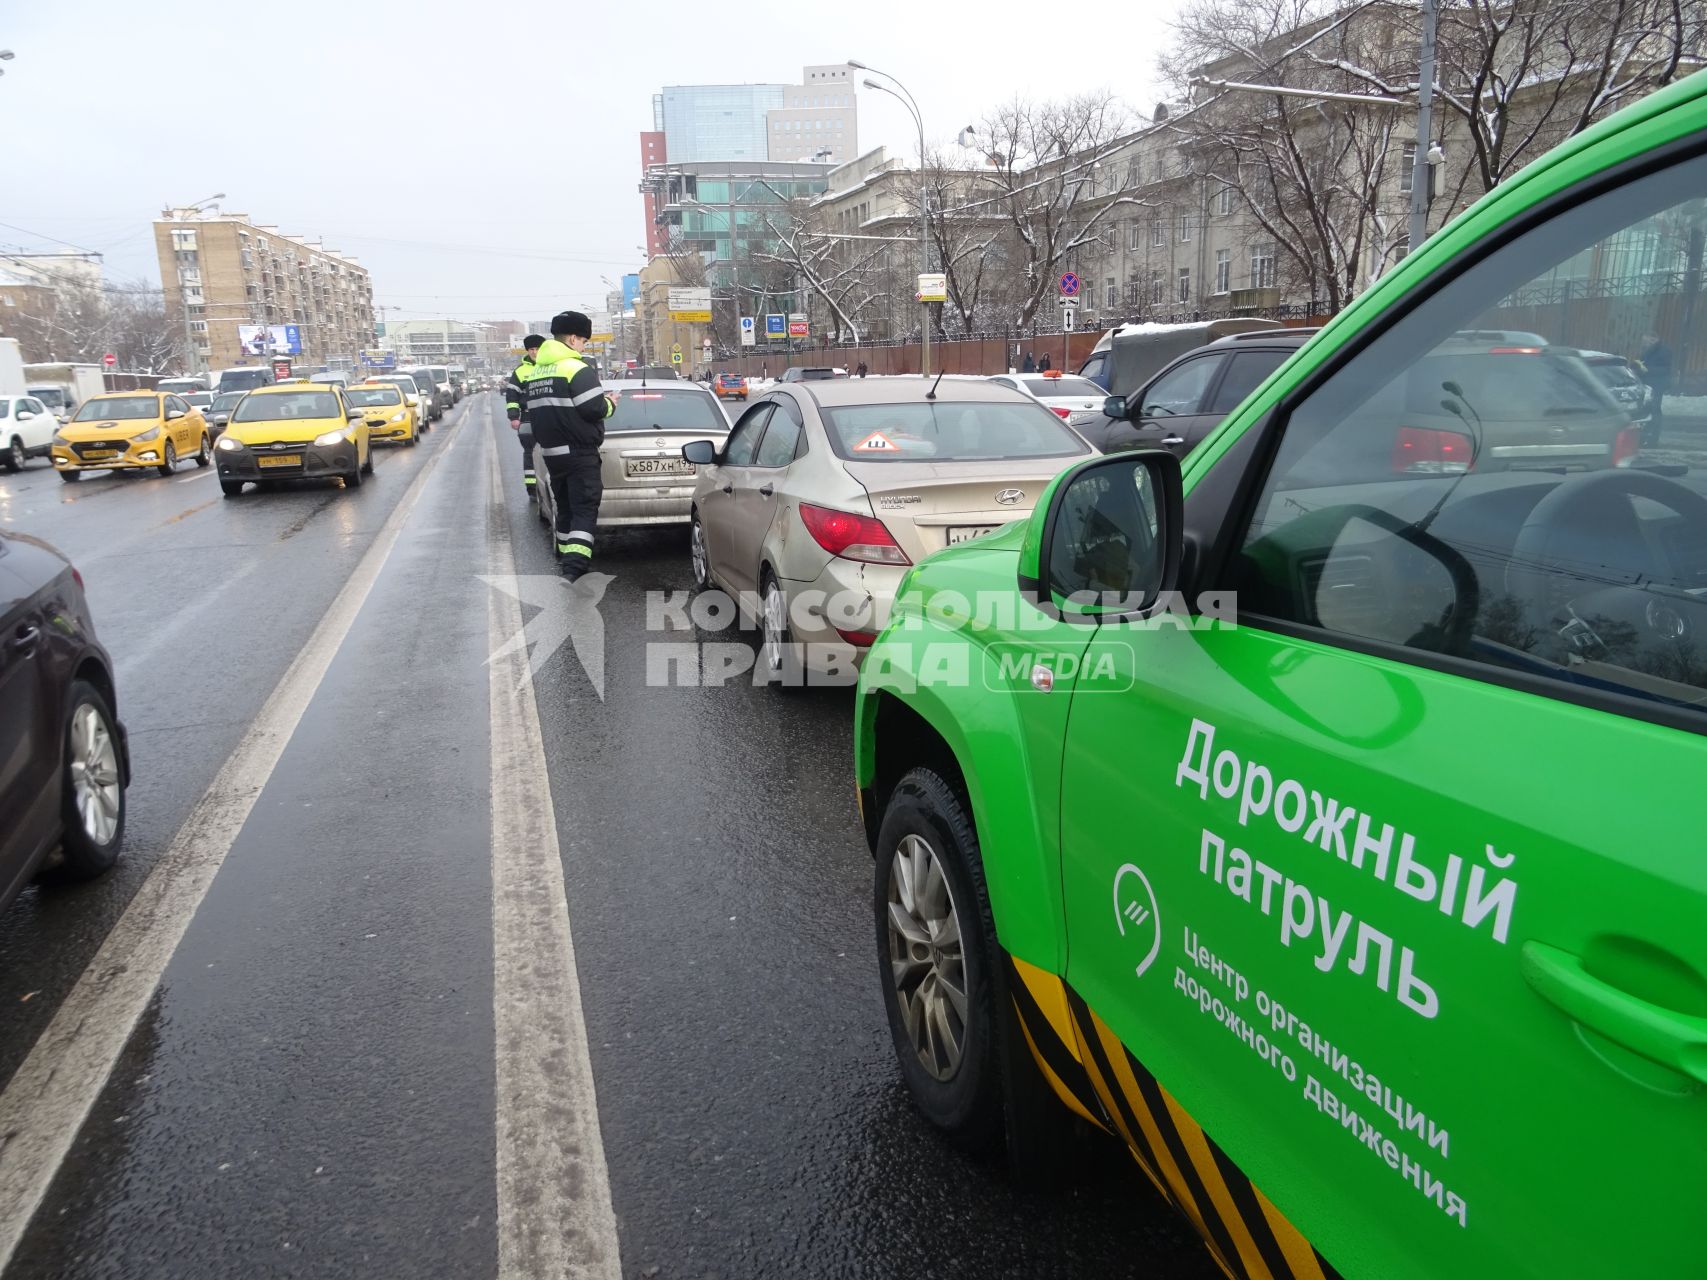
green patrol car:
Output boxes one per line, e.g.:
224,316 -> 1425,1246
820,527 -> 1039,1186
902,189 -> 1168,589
854,71 -> 1707,1280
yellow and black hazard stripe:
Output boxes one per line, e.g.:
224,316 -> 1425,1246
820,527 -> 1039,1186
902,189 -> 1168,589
1007,957 -> 1343,1280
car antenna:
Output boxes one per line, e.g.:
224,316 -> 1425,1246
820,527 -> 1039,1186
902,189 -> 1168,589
925,368 -> 945,401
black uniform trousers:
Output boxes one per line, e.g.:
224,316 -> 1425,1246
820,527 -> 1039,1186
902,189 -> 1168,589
539,447 -> 602,565
516,423 -> 536,490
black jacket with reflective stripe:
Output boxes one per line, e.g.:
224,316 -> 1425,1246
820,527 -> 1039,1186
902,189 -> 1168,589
525,338 -> 612,452
503,357 -> 533,422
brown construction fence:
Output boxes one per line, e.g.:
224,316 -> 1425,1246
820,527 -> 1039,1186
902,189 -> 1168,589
717,333 -> 1105,380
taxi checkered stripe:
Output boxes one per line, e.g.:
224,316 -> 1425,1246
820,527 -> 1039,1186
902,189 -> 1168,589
1006,957 -> 1344,1280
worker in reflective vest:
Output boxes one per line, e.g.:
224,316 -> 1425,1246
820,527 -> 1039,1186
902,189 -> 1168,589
503,333 -> 546,500
526,311 -> 613,581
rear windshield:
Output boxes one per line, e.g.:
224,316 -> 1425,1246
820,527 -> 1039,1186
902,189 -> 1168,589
346,387 -> 403,408
185,393 -> 213,407
232,390 -> 340,422
379,377 -> 420,394
73,396 -> 157,421
218,370 -> 273,391
213,394 -> 245,411
1383,347 -> 1619,421
820,400 -> 1091,462
604,388 -> 727,433
158,380 -> 204,393
791,368 -> 837,381
1023,375 -> 1103,397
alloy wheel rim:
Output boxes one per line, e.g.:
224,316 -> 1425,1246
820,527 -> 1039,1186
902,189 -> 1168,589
68,703 -> 120,845
691,519 -> 708,585
763,582 -> 787,671
886,833 -> 967,1081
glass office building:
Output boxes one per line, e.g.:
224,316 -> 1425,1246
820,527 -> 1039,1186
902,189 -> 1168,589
653,85 -> 786,164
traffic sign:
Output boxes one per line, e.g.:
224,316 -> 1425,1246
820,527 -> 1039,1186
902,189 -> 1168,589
670,351 -> 683,365
764,313 -> 787,338
1061,304 -> 1078,332
671,343 -> 683,355
739,316 -> 756,347
1059,272 -> 1080,297
101,352 -> 116,368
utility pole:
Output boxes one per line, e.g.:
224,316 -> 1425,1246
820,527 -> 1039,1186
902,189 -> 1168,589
1409,0 -> 1437,255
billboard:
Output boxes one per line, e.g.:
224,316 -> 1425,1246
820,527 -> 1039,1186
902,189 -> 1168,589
237,324 -> 303,356
360,349 -> 396,369
788,313 -> 809,338
621,274 -> 641,310
917,272 -> 948,303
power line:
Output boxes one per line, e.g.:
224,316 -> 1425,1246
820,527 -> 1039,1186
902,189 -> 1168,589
0,221 -> 101,255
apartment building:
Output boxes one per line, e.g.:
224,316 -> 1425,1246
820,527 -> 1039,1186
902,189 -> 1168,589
766,64 -> 858,164
153,211 -> 374,373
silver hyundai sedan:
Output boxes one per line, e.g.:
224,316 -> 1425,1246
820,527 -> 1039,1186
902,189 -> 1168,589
680,378 -> 1094,685
536,378 -> 731,537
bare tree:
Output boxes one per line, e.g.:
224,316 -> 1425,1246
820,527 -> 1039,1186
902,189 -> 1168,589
7,270 -> 115,363
1164,0 -> 1411,312
950,93 -> 1148,329
755,188 -> 901,343
107,284 -> 182,374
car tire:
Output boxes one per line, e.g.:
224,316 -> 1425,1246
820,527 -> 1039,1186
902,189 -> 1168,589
406,429 -> 418,447
59,469 -> 81,483
690,511 -> 712,590
345,456 -> 363,489
4,436 -> 23,473
361,444 -> 374,475
56,680 -> 125,880
874,767 -> 1003,1153
758,570 -> 801,691
220,477 -> 244,497
195,433 -> 212,468
157,440 -> 177,477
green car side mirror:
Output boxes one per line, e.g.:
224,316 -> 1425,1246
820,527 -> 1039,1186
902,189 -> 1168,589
1019,450 -> 1185,621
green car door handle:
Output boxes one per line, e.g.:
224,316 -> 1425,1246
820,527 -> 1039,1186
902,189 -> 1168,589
1521,941 -> 1707,1084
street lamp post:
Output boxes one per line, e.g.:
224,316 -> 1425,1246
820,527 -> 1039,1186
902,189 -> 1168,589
852,60 -> 932,375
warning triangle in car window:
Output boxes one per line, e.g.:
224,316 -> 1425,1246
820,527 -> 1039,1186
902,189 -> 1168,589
854,431 -> 898,452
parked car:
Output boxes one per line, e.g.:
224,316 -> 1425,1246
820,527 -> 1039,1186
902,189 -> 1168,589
536,379 -> 729,537
156,376 -> 212,397
182,391 -> 216,420
1076,328 -> 1316,454
2,393 -> 60,472
52,392 -> 213,480
854,69 -> 1707,1280
208,392 -> 246,436
371,374 -> 436,428
682,377 -> 1092,686
1577,349 -> 1656,426
714,373 -> 748,402
780,366 -> 841,383
1076,317 -> 1281,392
213,366 -> 276,395
1,530 -> 128,911
343,381 -> 419,447
214,383 -> 372,496
398,366 -> 451,418
986,371 -> 1109,429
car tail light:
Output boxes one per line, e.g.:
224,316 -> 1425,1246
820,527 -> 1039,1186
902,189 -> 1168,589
71,566 -> 85,591
835,627 -> 879,646
1393,426 -> 1473,474
1051,406 -> 1072,418
799,502 -> 911,565
1613,425 -> 1642,468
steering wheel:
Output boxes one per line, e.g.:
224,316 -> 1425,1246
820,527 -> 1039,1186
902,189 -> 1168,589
1507,471 -> 1707,599
1506,470 -> 1707,654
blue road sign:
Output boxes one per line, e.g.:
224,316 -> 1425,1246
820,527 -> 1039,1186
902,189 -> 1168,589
1059,272 -> 1080,297
764,313 -> 787,336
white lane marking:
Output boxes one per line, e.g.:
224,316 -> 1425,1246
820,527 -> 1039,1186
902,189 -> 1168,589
175,470 -> 210,483
483,405 -> 621,1280
0,408 -> 472,1268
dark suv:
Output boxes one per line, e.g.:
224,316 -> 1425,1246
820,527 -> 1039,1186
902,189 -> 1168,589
1075,328 -> 1316,454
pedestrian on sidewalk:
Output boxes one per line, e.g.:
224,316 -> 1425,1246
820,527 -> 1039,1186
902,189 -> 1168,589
1638,331 -> 1673,446
1021,351 -> 1036,373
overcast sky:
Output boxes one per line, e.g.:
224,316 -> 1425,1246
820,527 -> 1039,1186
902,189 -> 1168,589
2,0 -> 1186,324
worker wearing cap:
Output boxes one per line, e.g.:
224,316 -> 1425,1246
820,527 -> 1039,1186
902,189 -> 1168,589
527,310 -> 613,581
503,334 -> 546,500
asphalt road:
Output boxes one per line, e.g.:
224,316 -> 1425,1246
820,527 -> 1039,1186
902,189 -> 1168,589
0,393 -> 1216,1279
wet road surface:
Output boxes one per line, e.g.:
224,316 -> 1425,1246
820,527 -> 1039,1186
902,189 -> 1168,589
0,394 -> 1217,1278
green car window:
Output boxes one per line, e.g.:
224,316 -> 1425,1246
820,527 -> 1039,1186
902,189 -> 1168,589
1237,151 -> 1707,723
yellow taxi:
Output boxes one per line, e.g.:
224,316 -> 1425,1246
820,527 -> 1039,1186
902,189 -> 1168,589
213,381 -> 372,497
52,391 -> 213,482
343,381 -> 418,446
